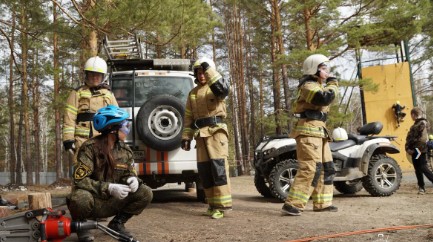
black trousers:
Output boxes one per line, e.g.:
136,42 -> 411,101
412,153 -> 433,189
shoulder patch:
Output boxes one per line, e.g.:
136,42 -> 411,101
74,163 -> 92,180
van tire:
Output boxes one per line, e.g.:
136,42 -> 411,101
136,95 -> 184,151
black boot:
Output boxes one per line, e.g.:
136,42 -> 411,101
77,230 -> 94,242
108,213 -> 134,237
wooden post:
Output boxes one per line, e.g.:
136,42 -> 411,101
28,192 -> 52,210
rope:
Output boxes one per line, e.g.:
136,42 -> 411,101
285,224 -> 433,242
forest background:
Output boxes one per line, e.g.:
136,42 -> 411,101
1,0 -> 433,185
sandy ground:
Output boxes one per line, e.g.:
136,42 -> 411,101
59,171 -> 433,242
3,171 -> 433,242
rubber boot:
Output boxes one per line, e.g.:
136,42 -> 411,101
108,212 -> 134,237
74,219 -> 95,242
77,230 -> 94,242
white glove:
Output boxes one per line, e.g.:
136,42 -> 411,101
127,177 -> 139,193
108,183 -> 131,199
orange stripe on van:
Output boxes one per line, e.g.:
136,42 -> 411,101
163,152 -> 169,174
137,162 -> 143,174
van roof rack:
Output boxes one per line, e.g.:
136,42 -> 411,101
103,35 -> 193,72
103,34 -> 143,61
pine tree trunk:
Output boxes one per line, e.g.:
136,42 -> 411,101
16,112 -> 23,185
272,0 -> 290,131
269,1 -> 282,135
224,2 -> 244,174
53,2 -> 63,180
8,9 -> 17,184
32,49 -> 41,185
20,3 -> 33,185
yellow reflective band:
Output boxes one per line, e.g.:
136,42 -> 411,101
294,126 -> 324,136
185,109 -> 191,116
208,73 -> 223,85
78,90 -> 92,98
328,86 -> 339,96
182,129 -> 194,137
207,195 -> 232,206
306,87 -> 321,103
190,94 -> 196,100
66,105 -> 78,115
63,127 -> 75,134
85,67 -> 105,73
288,190 -> 309,203
311,193 -> 333,203
75,128 -> 90,137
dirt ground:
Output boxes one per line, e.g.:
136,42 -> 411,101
4,171 -> 433,242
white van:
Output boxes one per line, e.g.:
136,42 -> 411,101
104,37 -> 204,200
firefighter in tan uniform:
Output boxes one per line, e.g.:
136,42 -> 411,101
181,57 -> 231,219
63,56 -> 118,157
281,54 -> 339,216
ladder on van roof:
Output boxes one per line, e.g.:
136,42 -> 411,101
103,34 -> 143,61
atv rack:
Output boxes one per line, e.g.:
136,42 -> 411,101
103,34 -> 143,61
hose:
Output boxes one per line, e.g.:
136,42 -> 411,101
285,224 -> 433,242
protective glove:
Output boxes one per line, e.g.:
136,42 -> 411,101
108,183 -> 131,199
181,139 -> 191,151
63,140 -> 75,151
127,176 -> 139,193
325,77 -> 338,85
200,62 -> 211,72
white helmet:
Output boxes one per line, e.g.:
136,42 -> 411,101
332,127 -> 348,141
84,56 -> 107,74
302,54 -> 329,75
193,57 -> 216,72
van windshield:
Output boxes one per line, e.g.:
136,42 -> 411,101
111,76 -> 193,107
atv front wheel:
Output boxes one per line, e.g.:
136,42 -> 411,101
254,173 -> 273,198
362,156 -> 402,196
268,159 -> 298,202
334,180 -> 363,194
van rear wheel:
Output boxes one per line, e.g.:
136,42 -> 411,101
136,95 -> 184,151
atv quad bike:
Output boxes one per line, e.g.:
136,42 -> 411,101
253,122 -> 402,201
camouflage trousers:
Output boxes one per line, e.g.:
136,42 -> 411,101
68,184 -> 153,220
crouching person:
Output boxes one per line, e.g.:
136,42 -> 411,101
67,105 -> 153,241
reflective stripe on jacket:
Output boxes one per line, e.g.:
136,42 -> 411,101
63,85 -> 118,141
290,76 -> 338,139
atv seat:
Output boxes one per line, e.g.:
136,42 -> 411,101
329,139 -> 356,151
348,134 -> 367,144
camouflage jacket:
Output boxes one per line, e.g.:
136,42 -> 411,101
405,118 -> 429,153
73,137 -> 140,199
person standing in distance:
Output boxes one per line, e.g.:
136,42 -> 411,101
282,54 -> 339,216
63,56 -> 118,157
181,57 -> 231,219
405,107 -> 433,195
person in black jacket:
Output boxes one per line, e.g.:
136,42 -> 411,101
405,107 -> 433,194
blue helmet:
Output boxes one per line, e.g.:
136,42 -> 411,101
93,105 -> 129,132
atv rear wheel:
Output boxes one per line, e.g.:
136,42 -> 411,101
254,173 -> 273,198
334,180 -> 363,194
362,156 -> 402,196
268,159 -> 298,202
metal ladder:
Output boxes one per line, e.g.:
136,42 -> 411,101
103,34 -> 143,60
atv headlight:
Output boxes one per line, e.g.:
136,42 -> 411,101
263,148 -> 276,157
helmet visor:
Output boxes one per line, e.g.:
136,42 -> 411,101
119,120 -> 131,135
